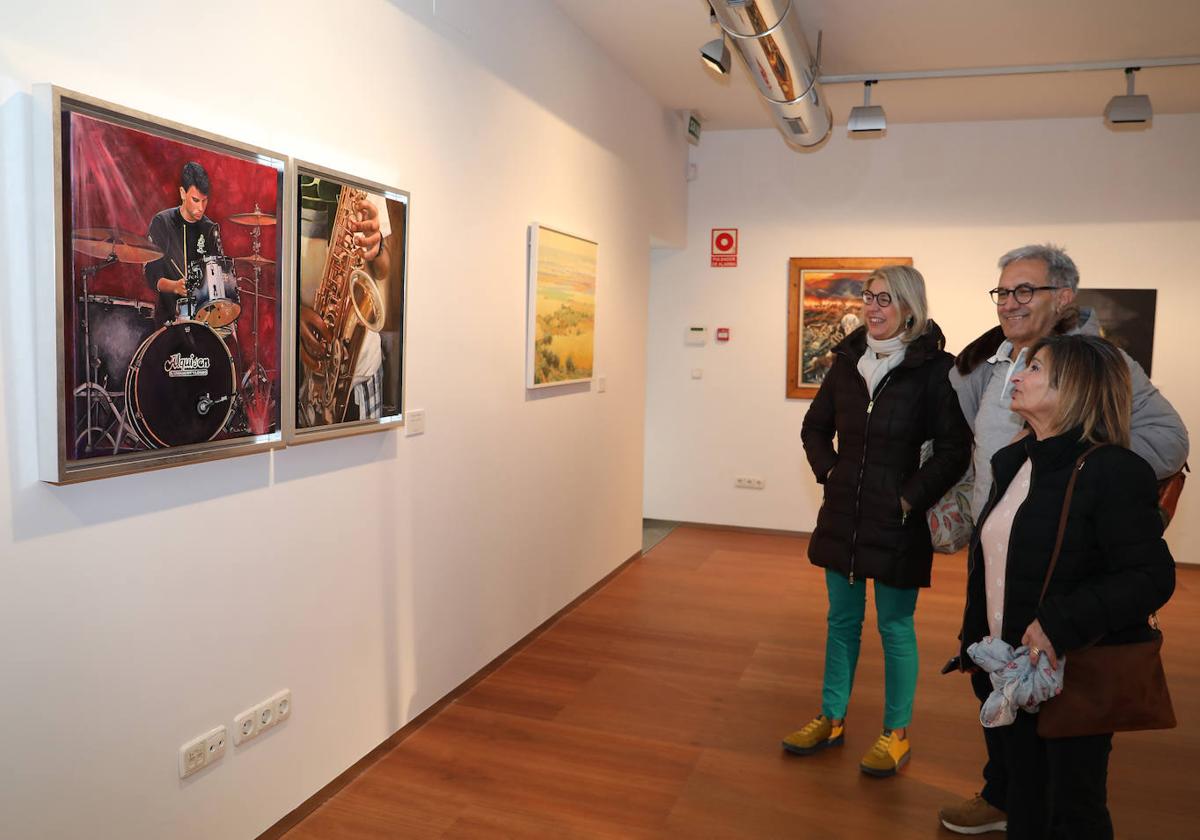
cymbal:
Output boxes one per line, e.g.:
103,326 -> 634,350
232,253 -> 275,267
228,210 -> 277,226
73,227 -> 164,264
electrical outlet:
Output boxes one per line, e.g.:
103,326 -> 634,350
205,726 -> 227,763
233,706 -> 258,746
179,725 -> 226,779
596,377 -> 606,393
735,476 -> 766,490
234,690 -> 292,747
268,689 -> 292,724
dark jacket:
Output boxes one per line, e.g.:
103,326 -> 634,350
959,430 -> 1175,664
802,321 -> 972,588
145,207 -> 224,325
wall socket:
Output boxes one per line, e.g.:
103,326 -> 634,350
735,476 -> 766,490
234,689 -> 292,747
179,725 -> 226,779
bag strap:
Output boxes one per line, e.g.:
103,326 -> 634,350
1037,443 -> 1109,605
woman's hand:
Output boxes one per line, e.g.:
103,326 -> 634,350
1022,619 -> 1059,670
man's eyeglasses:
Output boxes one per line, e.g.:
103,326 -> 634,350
988,285 -> 1061,305
862,290 -> 892,307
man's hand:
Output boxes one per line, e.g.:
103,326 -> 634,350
1022,619 -> 1059,670
350,198 -> 383,260
299,305 -> 332,367
157,277 -> 187,296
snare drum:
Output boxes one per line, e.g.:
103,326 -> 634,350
125,320 -> 236,448
185,256 -> 241,327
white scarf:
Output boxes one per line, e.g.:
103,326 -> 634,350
857,333 -> 908,396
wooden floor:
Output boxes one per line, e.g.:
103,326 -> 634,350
284,526 -> 1200,839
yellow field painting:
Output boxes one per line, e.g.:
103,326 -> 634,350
530,227 -> 597,385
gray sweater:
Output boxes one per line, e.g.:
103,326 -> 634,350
949,308 -> 1189,520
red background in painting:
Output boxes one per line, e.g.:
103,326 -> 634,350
64,110 -> 282,459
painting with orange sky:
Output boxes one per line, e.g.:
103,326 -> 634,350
527,225 -> 596,387
800,270 -> 869,386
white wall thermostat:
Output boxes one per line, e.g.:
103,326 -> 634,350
685,326 -> 707,346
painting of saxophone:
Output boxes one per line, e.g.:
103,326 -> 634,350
289,162 -> 409,442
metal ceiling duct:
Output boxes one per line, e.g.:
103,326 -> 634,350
708,0 -> 831,149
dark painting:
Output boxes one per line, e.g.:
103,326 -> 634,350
1075,288 -> 1157,376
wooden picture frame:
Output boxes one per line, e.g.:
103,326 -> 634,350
786,257 -> 912,399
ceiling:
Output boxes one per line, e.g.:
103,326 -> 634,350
552,0 -> 1200,129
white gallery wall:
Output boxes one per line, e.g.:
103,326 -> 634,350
646,114 -> 1200,563
0,2 -> 686,838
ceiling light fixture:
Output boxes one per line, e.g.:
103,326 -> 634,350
705,0 -> 831,148
699,36 -> 731,76
1104,67 -> 1152,125
847,80 -> 886,134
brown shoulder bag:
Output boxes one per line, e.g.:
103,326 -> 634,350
1035,445 -> 1177,739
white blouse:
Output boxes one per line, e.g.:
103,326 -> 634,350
980,459 -> 1034,638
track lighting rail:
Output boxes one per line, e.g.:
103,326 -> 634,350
818,55 -> 1200,85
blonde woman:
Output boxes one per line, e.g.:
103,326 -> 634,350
786,265 -> 971,776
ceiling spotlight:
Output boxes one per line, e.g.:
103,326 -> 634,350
700,36 -> 731,76
847,80 -> 886,134
1105,67 -> 1152,125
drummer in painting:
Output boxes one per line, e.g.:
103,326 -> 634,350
144,161 -> 225,325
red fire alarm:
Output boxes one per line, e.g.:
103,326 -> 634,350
716,327 -> 730,342
711,228 -> 738,267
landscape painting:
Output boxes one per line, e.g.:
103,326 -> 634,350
786,257 -> 911,399
527,224 -> 597,388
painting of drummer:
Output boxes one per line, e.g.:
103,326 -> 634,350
144,161 -> 225,326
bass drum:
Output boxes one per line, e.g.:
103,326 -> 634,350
125,320 -> 236,448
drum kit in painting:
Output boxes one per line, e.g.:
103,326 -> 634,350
71,210 -> 276,456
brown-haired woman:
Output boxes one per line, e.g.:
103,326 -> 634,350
954,333 -> 1175,839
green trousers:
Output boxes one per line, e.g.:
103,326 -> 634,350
821,569 -> 919,730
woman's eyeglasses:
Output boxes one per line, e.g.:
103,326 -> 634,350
862,290 -> 892,307
988,285 -> 1060,305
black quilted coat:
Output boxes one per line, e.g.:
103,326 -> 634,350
801,322 -> 972,588
959,431 -> 1175,662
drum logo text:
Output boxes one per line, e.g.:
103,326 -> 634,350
164,353 -> 211,377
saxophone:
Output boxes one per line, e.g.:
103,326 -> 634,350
299,186 -> 386,426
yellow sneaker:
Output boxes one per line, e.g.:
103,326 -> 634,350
860,728 -> 910,777
781,715 -> 844,756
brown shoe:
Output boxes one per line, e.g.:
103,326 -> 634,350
938,794 -> 1006,834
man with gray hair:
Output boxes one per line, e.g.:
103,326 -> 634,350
938,243 -> 1188,835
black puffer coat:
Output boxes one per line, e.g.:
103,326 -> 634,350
959,431 -> 1175,663
802,321 -> 972,588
